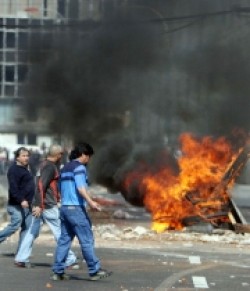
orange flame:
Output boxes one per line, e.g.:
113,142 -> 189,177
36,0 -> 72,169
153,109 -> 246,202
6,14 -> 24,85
124,133 -> 237,232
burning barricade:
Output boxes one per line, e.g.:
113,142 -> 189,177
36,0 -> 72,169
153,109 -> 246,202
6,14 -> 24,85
120,133 -> 250,234
91,133 -> 250,235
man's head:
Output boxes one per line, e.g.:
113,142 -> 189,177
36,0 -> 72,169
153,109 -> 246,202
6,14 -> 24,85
69,142 -> 94,165
47,145 -> 63,163
14,147 -> 30,167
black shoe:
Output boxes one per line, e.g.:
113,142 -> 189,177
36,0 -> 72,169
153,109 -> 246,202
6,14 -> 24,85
50,273 -> 70,281
89,268 -> 112,281
14,261 -> 34,268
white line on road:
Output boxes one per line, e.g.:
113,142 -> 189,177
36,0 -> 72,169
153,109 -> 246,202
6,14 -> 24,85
192,276 -> 209,288
189,256 -> 201,264
154,263 -> 218,290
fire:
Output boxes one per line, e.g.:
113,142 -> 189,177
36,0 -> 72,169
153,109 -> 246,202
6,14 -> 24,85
124,133 -> 237,232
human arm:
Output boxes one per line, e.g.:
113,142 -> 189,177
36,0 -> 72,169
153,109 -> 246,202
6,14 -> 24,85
77,186 -> 102,211
74,164 -> 101,211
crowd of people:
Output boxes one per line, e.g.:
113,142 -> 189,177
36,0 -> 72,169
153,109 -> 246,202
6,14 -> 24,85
0,142 -> 112,281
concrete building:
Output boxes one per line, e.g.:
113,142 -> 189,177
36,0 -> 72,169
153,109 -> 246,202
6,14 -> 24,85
0,0 -> 103,149
1,0 -> 249,152
0,0 -> 60,148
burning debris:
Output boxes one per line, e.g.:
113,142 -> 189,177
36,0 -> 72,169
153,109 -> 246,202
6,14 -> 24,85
92,133 -> 250,234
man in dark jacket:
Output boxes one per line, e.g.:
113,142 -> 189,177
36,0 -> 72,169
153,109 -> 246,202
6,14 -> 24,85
0,147 -> 35,250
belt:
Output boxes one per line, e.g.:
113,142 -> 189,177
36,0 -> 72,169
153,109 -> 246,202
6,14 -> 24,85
63,205 -> 83,209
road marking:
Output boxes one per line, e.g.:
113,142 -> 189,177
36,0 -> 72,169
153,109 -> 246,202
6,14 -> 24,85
154,263 -> 219,290
192,276 -> 209,288
189,256 -> 201,264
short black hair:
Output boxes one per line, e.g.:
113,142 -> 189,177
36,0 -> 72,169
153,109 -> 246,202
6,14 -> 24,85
14,147 -> 30,159
69,142 -> 94,160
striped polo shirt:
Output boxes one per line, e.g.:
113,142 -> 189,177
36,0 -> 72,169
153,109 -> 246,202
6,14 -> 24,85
60,160 -> 89,206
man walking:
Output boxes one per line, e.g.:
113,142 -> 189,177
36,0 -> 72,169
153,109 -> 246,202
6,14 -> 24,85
0,147 -> 34,250
51,142 -> 112,281
14,144 -> 79,269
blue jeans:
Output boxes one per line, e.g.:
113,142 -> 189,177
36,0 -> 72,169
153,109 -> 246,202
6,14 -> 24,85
15,206 -> 77,266
0,205 -> 32,251
52,205 -> 100,275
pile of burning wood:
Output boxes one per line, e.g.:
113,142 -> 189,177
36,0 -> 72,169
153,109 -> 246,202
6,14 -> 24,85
91,136 -> 250,235
183,145 -> 250,233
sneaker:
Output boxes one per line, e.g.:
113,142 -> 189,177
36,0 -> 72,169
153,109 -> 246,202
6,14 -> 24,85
89,268 -> 112,281
67,262 -> 80,270
50,273 -> 70,281
14,261 -> 34,268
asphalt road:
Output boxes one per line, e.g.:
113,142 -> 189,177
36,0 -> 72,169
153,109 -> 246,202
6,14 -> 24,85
1,174 -> 250,290
0,237 -> 250,291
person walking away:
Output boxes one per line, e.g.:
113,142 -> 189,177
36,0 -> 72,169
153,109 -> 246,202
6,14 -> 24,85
51,142 -> 112,281
0,147 -> 34,252
14,144 -> 79,269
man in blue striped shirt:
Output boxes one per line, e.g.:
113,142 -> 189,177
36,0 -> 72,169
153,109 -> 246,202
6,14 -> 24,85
51,142 -> 112,281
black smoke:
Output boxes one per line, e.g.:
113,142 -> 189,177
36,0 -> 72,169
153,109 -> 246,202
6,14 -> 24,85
90,134 -> 179,206
22,7 -> 167,142
21,1 -> 250,206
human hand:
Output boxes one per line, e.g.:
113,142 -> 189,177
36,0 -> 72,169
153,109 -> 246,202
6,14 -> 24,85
21,200 -> 29,208
32,206 -> 42,217
89,200 -> 102,211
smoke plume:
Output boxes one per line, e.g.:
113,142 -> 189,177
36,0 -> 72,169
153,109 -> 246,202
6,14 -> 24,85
21,1 -> 250,205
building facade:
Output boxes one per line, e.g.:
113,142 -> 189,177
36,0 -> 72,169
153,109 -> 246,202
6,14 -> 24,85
1,0 -> 249,151
0,0 -> 104,148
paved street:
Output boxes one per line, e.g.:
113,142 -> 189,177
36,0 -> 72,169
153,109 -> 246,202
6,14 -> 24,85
1,175 -> 250,290
0,234 -> 250,291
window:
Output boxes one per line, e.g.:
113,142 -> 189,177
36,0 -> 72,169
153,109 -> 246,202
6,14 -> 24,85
18,65 -> 28,82
27,134 -> 37,145
18,52 -> 29,62
18,19 -> 28,27
41,32 -> 52,50
29,19 -> 41,27
58,0 -> 66,17
18,32 -> 29,50
17,133 -> 25,144
17,134 -> 37,145
5,66 -> 15,82
6,52 -> 16,62
69,0 -> 79,19
0,31 -> 3,47
43,0 -> 48,16
6,18 -> 15,26
5,85 -> 15,96
6,32 -> 15,48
